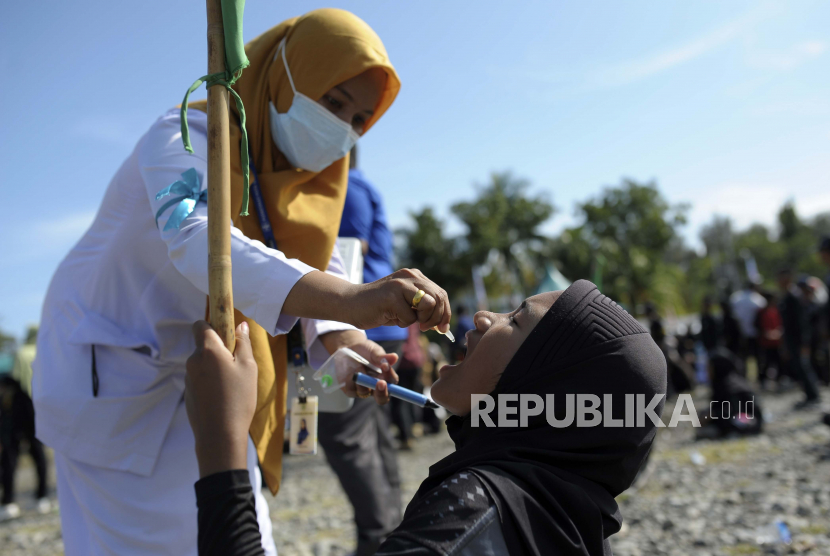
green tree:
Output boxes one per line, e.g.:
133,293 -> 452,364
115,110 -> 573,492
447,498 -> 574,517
549,225 -> 602,288
813,212 -> 830,238
572,179 -> 687,309
700,216 -> 734,259
732,223 -> 784,286
699,216 -> 743,293
706,204 -> 827,293
778,201 -> 803,242
396,207 -> 469,297
451,171 -> 554,294
775,202 -> 823,274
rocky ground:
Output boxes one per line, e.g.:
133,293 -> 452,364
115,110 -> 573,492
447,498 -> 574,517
2,388 -> 829,556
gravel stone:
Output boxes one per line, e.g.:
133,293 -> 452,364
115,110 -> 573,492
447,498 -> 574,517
1,388 -> 829,555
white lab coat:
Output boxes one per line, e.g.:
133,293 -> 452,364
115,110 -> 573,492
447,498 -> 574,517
32,108 -> 359,555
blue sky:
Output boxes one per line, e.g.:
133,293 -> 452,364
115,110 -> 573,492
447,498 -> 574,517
1,0 -> 829,338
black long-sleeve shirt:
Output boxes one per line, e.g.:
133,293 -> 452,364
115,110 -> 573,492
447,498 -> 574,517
195,469 -> 507,556
195,470 -> 265,556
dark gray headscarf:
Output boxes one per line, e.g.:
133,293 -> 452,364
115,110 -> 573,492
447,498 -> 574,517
408,280 -> 667,556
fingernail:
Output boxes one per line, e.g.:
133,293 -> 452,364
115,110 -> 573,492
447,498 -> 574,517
240,322 -> 249,335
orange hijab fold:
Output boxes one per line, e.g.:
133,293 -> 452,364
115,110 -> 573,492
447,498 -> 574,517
191,8 -> 399,493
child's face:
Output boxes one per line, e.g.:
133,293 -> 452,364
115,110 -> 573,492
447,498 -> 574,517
431,291 -> 563,416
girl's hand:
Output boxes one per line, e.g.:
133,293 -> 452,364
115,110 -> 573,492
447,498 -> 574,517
185,321 -> 257,478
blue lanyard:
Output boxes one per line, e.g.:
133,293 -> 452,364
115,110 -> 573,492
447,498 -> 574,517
247,156 -> 277,250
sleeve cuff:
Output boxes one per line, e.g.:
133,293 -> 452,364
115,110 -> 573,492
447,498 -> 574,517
194,469 -> 252,503
302,318 -> 365,370
251,256 -> 316,336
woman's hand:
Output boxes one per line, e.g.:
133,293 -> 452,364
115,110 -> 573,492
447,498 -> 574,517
185,321 -> 257,478
284,268 -> 452,334
351,268 -> 452,332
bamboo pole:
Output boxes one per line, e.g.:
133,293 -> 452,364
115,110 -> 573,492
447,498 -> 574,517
206,0 -> 235,351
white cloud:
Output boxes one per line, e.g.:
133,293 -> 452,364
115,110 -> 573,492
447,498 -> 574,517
747,39 -> 827,70
591,13 -> 758,88
751,97 -> 830,117
800,40 -> 827,56
493,3 -> 773,93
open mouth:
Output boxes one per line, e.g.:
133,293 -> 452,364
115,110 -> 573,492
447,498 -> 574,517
465,329 -> 482,357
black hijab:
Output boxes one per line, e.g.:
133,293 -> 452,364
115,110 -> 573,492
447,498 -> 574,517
407,280 -> 667,556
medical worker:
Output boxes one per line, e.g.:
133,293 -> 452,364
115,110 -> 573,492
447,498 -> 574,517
33,9 -> 450,555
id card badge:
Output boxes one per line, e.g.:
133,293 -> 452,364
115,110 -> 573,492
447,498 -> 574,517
289,396 -> 318,455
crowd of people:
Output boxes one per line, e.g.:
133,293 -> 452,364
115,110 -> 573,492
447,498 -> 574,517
647,236 -> 830,437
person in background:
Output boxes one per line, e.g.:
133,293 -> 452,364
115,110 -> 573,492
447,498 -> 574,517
316,144 -> 406,556
700,296 -> 720,354
1,327 -> 49,521
646,304 -> 670,392
646,304 -> 693,395
821,237 -> 830,337
699,348 -> 764,437
679,327 -> 698,368
645,303 -> 665,347
392,324 -> 427,449
720,299 -> 742,356
454,305 -> 475,340
731,281 -> 767,370
755,291 -> 784,388
821,237 -> 830,427
798,276 -> 829,385
778,268 -> 821,407
452,305 -> 476,362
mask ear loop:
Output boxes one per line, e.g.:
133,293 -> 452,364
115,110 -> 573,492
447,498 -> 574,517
276,38 -> 298,96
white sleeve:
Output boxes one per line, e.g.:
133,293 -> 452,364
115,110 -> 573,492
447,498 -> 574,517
301,243 -> 364,369
138,109 -> 314,336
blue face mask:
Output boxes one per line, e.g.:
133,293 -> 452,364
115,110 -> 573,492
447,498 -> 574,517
269,39 -> 359,172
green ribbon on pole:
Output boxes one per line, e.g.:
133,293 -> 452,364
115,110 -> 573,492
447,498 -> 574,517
179,0 -> 252,216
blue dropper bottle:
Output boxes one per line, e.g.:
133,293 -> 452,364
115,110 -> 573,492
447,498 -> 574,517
353,373 -> 439,409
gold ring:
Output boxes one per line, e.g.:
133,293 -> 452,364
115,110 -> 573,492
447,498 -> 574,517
411,289 -> 426,309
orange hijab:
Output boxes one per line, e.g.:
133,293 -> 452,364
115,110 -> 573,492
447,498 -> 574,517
190,8 -> 400,493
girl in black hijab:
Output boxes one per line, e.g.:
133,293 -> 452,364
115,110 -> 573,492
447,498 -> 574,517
188,280 -> 666,556
377,280 -> 667,556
